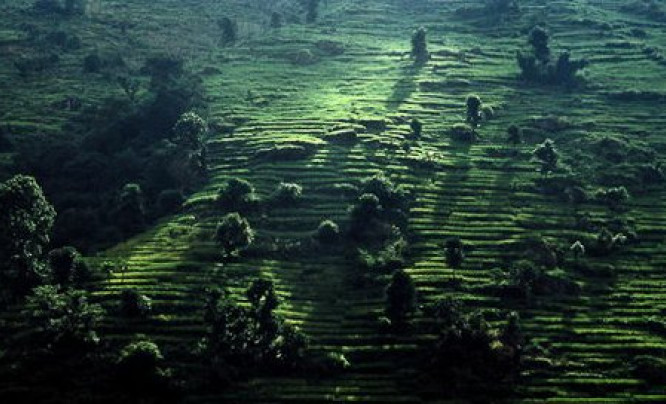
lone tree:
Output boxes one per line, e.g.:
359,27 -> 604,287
411,27 -> 429,65
445,237 -> 465,269
528,26 -> 550,63
215,213 -> 254,257
385,269 -> 417,328
532,139 -> 559,176
304,0 -> 320,23
0,175 -> 56,298
465,95 -> 483,129
217,178 -> 256,211
173,111 -> 206,150
507,125 -> 523,144
116,338 -> 171,397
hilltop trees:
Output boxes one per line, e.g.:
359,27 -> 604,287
0,175 -> 56,299
517,26 -> 588,86
411,27 -> 429,65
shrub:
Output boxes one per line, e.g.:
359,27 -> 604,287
113,183 -> 146,234
411,27 -> 429,64
215,213 -> 254,257
632,356 -> 666,384
314,220 -> 340,244
271,182 -> 303,206
156,189 -> 185,215
218,17 -> 237,44
47,246 -> 89,286
595,186 -> 629,209
83,52 -> 102,73
507,124 -> 522,144
24,285 -> 105,353
448,123 -> 477,142
410,118 -> 423,138
217,178 -> 256,211
517,26 -> 588,86
116,338 -> 171,396
385,269 -> 417,328
532,139 -> 559,175
304,0 -> 320,23
120,289 -> 152,318
445,237 -> 465,268
173,111 -> 206,150
466,95 -> 483,129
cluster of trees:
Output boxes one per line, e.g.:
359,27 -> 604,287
517,26 -> 589,86
419,299 -> 524,396
199,279 -> 345,382
16,55 -> 207,251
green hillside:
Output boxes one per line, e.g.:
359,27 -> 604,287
2,0 -> 666,402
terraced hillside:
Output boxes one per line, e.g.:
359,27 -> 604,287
2,0 -> 666,402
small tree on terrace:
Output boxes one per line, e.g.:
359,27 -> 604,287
385,269 -> 417,328
215,213 -> 254,257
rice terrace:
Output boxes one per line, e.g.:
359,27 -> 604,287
1,0 -> 666,402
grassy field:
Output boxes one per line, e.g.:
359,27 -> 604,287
2,0 -> 666,402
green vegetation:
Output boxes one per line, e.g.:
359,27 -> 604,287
1,0 -> 666,402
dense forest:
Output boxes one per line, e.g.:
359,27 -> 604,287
1,0 -> 666,402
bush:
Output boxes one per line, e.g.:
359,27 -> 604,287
24,286 -> 105,353
217,178 -> 256,211
466,95 -> 482,129
448,123 -> 477,142
445,237 -> 465,268
116,338 -> 171,397
218,17 -> 237,44
410,119 -> 423,138
271,182 -> 303,206
507,125 -> 522,144
532,138 -> 559,175
595,186 -> 629,209
156,189 -> 185,215
173,111 -> 206,150
517,26 -> 588,86
120,289 -> 152,318
47,247 -> 90,286
385,269 -> 417,328
314,220 -> 340,244
411,27 -> 429,64
215,213 -> 254,257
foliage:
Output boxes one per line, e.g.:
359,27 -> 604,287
507,125 -> 522,144
532,139 -> 559,175
445,237 -> 465,269
422,300 -> 522,394
271,182 -> 303,206
411,27 -> 429,65
218,17 -> 238,44
217,178 -> 258,212
47,246 -> 90,287
595,186 -> 629,209
448,123 -> 477,142
215,213 -> 254,257
410,118 -> 422,138
119,289 -> 152,318
116,338 -> 173,397
201,281 -> 310,380
314,219 -> 340,244
517,26 -> 589,86
465,95 -> 482,129
23,285 -> 104,353
0,175 -> 56,299
385,269 -> 417,328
